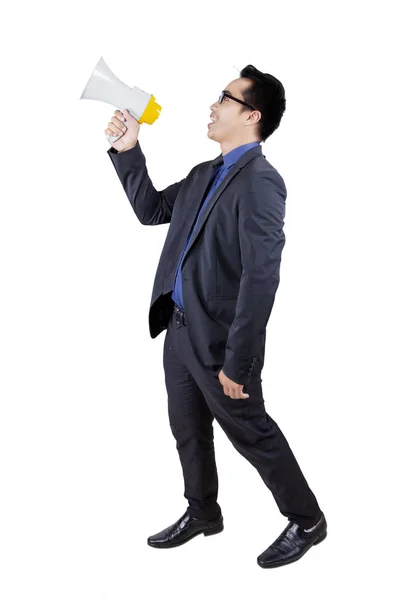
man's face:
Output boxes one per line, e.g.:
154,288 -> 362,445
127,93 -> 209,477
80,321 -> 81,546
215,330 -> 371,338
208,77 -> 255,144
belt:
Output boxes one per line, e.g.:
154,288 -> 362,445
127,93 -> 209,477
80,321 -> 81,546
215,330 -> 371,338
173,304 -> 187,326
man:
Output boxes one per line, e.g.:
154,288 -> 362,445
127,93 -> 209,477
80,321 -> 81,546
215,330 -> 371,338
106,64 -> 327,568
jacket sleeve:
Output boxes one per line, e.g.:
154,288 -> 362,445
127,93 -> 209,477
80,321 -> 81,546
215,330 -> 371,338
222,172 -> 286,386
107,141 -> 186,226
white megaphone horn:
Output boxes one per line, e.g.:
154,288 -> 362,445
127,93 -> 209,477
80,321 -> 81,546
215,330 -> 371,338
80,56 -> 162,144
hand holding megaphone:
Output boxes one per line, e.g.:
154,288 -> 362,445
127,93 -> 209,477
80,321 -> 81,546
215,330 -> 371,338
80,56 -> 161,150
105,109 -> 141,152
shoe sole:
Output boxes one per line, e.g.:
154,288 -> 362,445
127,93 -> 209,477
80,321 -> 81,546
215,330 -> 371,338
257,529 -> 327,569
147,522 -> 224,549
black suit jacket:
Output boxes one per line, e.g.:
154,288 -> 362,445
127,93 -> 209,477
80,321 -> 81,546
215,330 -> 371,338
107,141 -> 286,386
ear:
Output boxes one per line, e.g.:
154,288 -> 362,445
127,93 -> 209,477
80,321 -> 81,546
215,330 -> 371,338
249,110 -> 262,125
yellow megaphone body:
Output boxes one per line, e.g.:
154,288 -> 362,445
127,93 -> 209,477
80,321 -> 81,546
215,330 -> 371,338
80,56 -> 162,143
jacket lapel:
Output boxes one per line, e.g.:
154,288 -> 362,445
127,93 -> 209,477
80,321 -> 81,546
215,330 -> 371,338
181,145 -> 263,266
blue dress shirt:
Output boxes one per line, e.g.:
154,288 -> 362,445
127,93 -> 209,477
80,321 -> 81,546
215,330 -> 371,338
171,141 -> 261,310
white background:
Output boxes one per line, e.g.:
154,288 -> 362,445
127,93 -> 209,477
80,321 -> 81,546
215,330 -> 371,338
0,1 -> 399,599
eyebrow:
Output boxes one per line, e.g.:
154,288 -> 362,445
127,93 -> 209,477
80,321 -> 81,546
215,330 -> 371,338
223,89 -> 242,100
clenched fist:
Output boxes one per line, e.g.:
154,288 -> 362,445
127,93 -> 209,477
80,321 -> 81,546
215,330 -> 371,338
218,369 -> 250,399
105,109 -> 141,152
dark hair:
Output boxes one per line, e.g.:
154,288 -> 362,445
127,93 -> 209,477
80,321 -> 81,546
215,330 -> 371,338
239,64 -> 286,142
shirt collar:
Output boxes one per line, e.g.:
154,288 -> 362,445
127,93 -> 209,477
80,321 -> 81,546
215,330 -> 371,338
222,141 -> 261,169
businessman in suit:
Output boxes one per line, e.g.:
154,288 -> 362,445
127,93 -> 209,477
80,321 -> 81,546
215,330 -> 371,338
105,64 -> 327,568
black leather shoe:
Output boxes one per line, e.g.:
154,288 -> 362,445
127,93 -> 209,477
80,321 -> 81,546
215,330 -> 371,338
147,509 -> 224,549
257,512 -> 327,568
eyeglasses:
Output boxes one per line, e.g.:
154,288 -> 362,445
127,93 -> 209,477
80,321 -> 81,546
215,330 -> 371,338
218,91 -> 256,111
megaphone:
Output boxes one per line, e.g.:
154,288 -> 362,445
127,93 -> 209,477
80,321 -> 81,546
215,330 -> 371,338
80,56 -> 162,144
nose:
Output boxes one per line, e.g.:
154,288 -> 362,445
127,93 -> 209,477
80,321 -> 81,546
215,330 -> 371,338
210,100 -> 218,111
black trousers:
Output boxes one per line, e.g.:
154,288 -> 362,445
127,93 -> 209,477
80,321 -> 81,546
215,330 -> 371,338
163,304 -> 322,529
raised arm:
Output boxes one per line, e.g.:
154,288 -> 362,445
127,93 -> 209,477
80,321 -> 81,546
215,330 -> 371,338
107,141 -> 186,226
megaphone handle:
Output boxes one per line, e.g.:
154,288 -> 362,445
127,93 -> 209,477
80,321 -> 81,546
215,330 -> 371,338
106,109 -> 129,144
